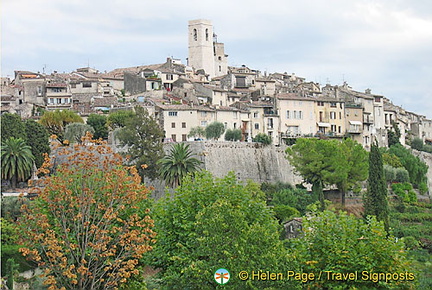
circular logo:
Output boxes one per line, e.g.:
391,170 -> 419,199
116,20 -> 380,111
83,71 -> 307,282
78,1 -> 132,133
214,268 -> 230,285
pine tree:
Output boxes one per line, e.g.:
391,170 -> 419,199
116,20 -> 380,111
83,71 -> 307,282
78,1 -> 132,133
364,141 -> 389,231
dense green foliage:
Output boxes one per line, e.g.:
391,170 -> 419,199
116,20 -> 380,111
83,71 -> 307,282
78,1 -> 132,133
23,119 -> 50,168
107,109 -> 135,129
261,182 -> 316,217
157,143 -> 202,187
335,138 -> 368,205
150,172 -> 297,289
204,121 -> 225,140
364,142 -> 389,230
39,109 -> 83,141
116,106 -> 164,180
0,113 -> 26,142
290,209 -> 416,289
388,121 -> 402,147
86,113 -> 108,139
1,137 -> 35,188
253,133 -> 272,145
411,137 -> 432,154
384,165 -> 410,183
390,201 -> 432,288
224,128 -> 242,141
1,218 -> 36,278
64,122 -> 95,144
0,114 -> 50,169
286,138 -> 367,209
388,144 -> 428,188
382,152 -> 404,168
187,126 -> 205,139
391,182 -> 417,203
1,196 -> 30,221
411,137 -> 424,151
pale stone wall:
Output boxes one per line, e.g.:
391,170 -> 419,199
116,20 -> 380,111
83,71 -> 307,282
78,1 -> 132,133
184,141 -> 302,185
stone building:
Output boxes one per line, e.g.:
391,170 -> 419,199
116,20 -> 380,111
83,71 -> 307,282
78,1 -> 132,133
188,19 -> 228,79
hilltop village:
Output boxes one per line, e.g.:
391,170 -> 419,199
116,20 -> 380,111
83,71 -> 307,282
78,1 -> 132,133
1,19 -> 432,148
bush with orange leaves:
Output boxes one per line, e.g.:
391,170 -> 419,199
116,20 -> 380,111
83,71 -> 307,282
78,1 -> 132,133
18,134 -> 156,290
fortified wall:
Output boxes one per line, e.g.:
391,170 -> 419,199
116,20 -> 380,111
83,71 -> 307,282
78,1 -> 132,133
175,141 -> 302,185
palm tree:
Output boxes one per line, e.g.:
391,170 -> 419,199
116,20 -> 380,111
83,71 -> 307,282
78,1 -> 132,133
1,137 -> 35,189
157,143 -> 202,187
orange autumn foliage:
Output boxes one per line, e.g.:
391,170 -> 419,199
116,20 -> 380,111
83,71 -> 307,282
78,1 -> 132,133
18,133 -> 156,290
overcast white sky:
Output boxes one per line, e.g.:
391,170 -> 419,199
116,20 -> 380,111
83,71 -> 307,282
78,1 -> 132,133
2,0 -> 431,118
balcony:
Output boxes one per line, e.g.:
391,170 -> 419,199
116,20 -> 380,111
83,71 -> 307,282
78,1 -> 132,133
363,116 -> 374,124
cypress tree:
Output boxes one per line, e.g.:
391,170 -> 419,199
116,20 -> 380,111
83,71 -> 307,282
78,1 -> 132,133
364,141 -> 389,231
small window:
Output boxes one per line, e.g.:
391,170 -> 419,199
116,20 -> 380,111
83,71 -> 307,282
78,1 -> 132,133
182,122 -> 186,128
254,112 -> 259,118
286,110 -> 290,119
255,123 -> 259,130
171,122 -> 175,128
171,134 -> 176,142
82,82 -> 92,88
168,111 -> 178,117
205,28 -> 209,41
193,29 -> 197,41
182,134 -> 187,141
201,121 -> 207,127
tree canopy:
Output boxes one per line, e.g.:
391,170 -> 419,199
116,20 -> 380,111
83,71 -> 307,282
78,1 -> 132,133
204,121 -> 225,140
224,128 -> 242,141
86,113 -> 108,139
150,172 -> 297,289
1,137 -> 35,188
18,137 -> 155,290
291,209 -> 415,289
0,113 -> 26,142
157,143 -> 202,187
107,110 -> 135,130
23,119 -> 50,168
187,126 -> 205,140
39,109 -> 83,141
64,122 -> 95,144
286,138 -> 347,210
253,133 -> 272,145
116,106 -> 164,180
388,144 -> 428,188
364,141 -> 389,231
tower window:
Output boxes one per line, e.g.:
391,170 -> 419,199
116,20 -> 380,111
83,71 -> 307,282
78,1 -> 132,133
193,29 -> 197,41
205,29 -> 209,41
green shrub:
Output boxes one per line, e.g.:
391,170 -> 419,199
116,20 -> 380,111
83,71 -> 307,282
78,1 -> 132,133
253,133 -> 272,145
411,137 -> 424,151
384,165 -> 396,183
403,236 -> 420,250
395,167 -> 410,183
272,205 -> 300,223
419,182 -> 428,195
224,128 -> 242,141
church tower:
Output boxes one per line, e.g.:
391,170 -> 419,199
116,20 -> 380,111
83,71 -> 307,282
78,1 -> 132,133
188,19 -> 215,79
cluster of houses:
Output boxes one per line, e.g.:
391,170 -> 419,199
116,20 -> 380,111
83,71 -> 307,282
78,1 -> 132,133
1,19 -> 431,148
